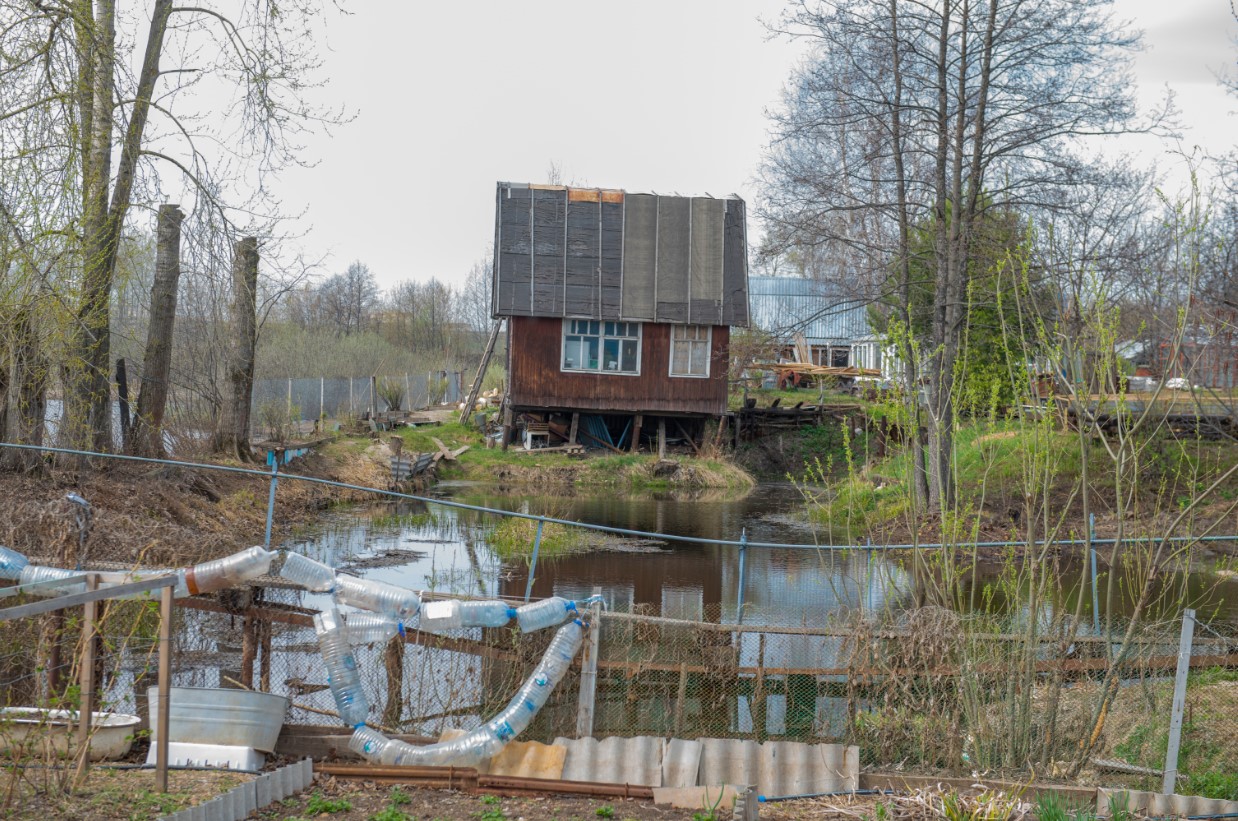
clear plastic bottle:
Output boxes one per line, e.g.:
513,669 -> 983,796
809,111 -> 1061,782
184,546 -> 275,595
515,596 -> 576,632
417,599 -> 464,632
341,611 -> 400,644
349,619 -> 583,768
279,552 -> 336,592
0,546 -> 29,580
334,574 -> 420,621
313,608 -> 369,727
420,599 -> 514,633
460,600 -> 516,628
18,565 -> 84,596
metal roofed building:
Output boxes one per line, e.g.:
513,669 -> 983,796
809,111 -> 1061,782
747,276 -> 881,370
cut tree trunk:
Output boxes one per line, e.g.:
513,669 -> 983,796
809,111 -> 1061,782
212,237 -> 259,461
131,204 -> 183,457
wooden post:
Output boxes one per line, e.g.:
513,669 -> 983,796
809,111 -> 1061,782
156,585 -> 173,793
240,616 -> 257,689
630,414 -> 643,454
753,633 -> 768,742
575,586 -> 603,738
116,358 -> 132,452
383,636 -> 405,727
73,573 -> 99,785
501,405 -> 513,452
674,662 -> 689,737
370,375 -> 378,419
259,618 -> 272,692
657,418 -> 667,459
569,412 -> 579,445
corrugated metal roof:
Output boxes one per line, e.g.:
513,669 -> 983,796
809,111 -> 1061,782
748,276 -> 870,346
554,735 -> 666,786
696,738 -> 858,798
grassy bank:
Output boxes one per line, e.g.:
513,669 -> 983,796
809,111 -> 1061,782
802,416 -> 1238,544
389,421 -> 754,493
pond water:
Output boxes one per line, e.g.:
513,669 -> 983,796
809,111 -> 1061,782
283,481 -> 1238,629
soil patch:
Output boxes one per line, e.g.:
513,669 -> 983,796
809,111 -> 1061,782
257,776 -> 719,821
0,765 -> 250,820
0,441 -> 390,568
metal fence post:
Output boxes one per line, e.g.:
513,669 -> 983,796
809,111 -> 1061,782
1089,513 -> 1101,637
264,452 -> 280,548
736,528 -> 748,624
156,583 -> 173,793
524,518 -> 545,602
575,585 -> 602,738
1162,608 -> 1196,795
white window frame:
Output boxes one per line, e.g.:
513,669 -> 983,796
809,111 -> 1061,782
669,324 -> 712,378
559,319 -> 642,376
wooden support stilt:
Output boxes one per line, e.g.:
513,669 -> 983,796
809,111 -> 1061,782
657,419 -> 666,459
630,414 -> 643,454
569,412 -> 579,445
383,636 -> 405,727
501,405 -> 512,452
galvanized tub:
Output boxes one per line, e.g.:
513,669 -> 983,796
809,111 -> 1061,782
147,687 -> 288,753
0,707 -> 141,761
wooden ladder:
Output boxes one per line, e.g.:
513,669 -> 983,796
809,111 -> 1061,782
459,319 -> 503,424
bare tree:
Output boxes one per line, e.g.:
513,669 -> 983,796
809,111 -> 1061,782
763,0 -> 1154,509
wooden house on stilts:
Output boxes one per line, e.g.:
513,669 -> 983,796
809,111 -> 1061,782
492,182 -> 749,453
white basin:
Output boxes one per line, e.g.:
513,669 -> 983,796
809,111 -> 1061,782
0,707 -> 141,761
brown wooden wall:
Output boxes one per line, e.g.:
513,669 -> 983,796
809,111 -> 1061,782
507,317 -> 729,415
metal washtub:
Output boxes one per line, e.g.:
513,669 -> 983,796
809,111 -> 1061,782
147,687 -> 288,752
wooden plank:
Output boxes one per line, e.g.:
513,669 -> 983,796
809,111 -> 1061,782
460,319 -> 504,424
430,437 -> 456,462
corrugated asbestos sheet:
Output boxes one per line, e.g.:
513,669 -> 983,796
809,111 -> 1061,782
494,183 -> 748,326
697,738 -> 858,798
1097,789 -> 1238,818
748,276 -> 870,345
554,736 -> 666,786
549,736 -> 857,796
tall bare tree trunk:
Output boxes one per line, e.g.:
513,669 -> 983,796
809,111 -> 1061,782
213,237 -> 259,461
131,204 -> 184,457
65,0 -> 173,455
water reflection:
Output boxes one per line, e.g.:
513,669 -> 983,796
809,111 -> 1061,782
283,482 -> 1238,630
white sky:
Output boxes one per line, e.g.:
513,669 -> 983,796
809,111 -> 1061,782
265,0 -> 1237,290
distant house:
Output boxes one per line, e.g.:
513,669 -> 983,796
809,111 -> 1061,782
492,183 -> 749,450
747,276 -> 882,371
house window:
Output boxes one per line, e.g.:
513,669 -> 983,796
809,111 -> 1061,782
670,325 -> 711,377
562,320 -> 641,374
831,347 -> 849,368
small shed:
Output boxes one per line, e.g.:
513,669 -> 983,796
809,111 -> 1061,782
492,182 -> 749,450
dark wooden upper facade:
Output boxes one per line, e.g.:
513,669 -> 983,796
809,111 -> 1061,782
493,184 -> 748,326
507,317 -> 729,415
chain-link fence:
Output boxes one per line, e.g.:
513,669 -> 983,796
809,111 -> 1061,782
250,372 -> 464,424
74,581 -> 1227,795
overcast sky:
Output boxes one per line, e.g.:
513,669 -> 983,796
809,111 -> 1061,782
265,0 -> 1237,290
